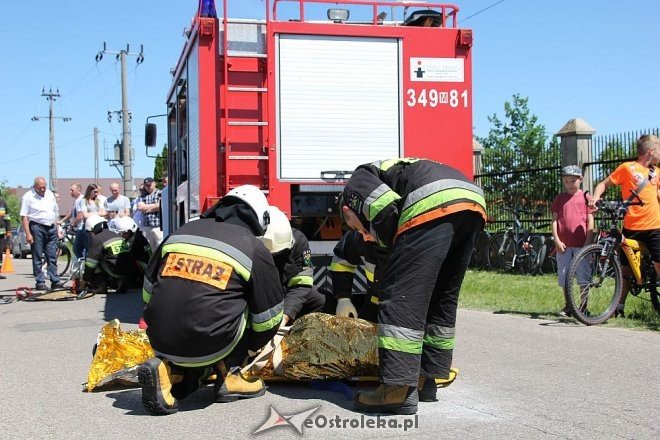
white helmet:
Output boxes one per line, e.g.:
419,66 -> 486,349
115,216 -> 138,233
85,214 -> 107,232
260,206 -> 293,253
225,185 -> 270,229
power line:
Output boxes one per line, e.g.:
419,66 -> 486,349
460,0 -> 507,24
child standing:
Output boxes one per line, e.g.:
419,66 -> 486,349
551,165 -> 595,316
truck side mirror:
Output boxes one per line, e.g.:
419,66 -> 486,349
145,123 -> 157,147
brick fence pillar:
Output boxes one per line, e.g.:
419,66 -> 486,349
555,118 -> 596,192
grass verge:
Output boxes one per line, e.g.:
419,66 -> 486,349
460,270 -> 659,331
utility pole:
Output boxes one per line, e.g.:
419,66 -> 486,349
93,127 -> 99,185
96,42 -> 144,197
31,88 -> 71,193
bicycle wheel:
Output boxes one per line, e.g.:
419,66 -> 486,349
57,244 -> 72,277
565,243 -> 623,325
650,269 -> 659,313
519,235 -> 546,275
542,237 -> 557,275
470,230 -> 490,269
487,232 -> 506,270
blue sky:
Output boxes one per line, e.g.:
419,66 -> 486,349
1,0 -> 658,189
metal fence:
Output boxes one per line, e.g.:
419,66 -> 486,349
474,127 -> 659,233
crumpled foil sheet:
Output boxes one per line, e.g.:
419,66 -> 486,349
84,319 -> 154,391
278,313 -> 379,380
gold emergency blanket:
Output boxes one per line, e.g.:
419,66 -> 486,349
85,319 -> 154,391
269,313 -> 379,380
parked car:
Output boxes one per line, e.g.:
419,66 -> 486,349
11,224 -> 31,259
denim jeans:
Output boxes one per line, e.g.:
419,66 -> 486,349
73,228 -> 89,259
30,222 -> 60,285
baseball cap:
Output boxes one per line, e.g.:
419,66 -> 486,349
143,177 -> 155,185
561,165 -> 582,177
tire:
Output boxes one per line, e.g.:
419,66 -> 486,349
542,237 -> 557,275
487,232 -> 507,270
470,230 -> 490,269
56,244 -> 72,277
565,243 -> 623,325
650,269 -> 659,313
520,235 -> 546,275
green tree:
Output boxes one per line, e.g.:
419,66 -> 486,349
153,144 -> 168,189
477,94 -> 560,218
0,180 -> 21,230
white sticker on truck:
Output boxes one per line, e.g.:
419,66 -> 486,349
410,57 -> 464,82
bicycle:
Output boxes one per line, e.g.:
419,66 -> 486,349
41,224 -> 74,278
487,208 -> 546,275
565,198 -> 659,325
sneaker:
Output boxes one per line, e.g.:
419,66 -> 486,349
35,283 -> 48,291
137,358 -> 179,415
50,282 -> 66,290
559,308 -> 571,317
613,306 -> 625,318
0,275 -> 6,280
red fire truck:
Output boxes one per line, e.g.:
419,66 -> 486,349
146,0 -> 474,288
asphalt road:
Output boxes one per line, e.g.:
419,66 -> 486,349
0,258 -> 658,439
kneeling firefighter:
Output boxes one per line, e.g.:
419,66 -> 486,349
341,158 -> 486,415
81,214 -> 133,294
115,216 -> 151,275
259,206 -> 328,324
138,185 -> 284,415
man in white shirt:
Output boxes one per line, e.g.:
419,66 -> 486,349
106,182 -> 131,217
20,176 -> 64,291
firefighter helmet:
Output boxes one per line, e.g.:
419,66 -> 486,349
115,216 -> 138,234
225,185 -> 270,229
85,214 -> 107,232
260,206 -> 293,253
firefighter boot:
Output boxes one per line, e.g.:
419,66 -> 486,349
418,376 -> 438,402
355,384 -> 418,415
137,358 -> 183,415
214,361 -> 266,403
435,367 -> 459,388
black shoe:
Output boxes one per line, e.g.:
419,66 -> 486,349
614,307 -> 625,318
0,275 -> 6,279
35,283 -> 48,291
115,278 -> 128,294
50,282 -> 66,290
418,377 -> 438,402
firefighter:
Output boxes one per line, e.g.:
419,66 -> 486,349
259,206 -> 326,324
114,216 -> 151,275
330,229 -> 387,323
137,185 -> 284,415
81,214 -> 133,294
341,158 -> 486,415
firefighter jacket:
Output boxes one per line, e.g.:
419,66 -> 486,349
272,228 -> 314,320
342,158 -> 487,248
0,197 -> 10,238
330,230 -> 387,305
129,229 -> 151,272
84,228 -> 133,282
142,218 -> 284,366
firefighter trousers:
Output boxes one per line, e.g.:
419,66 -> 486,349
377,210 -> 483,387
